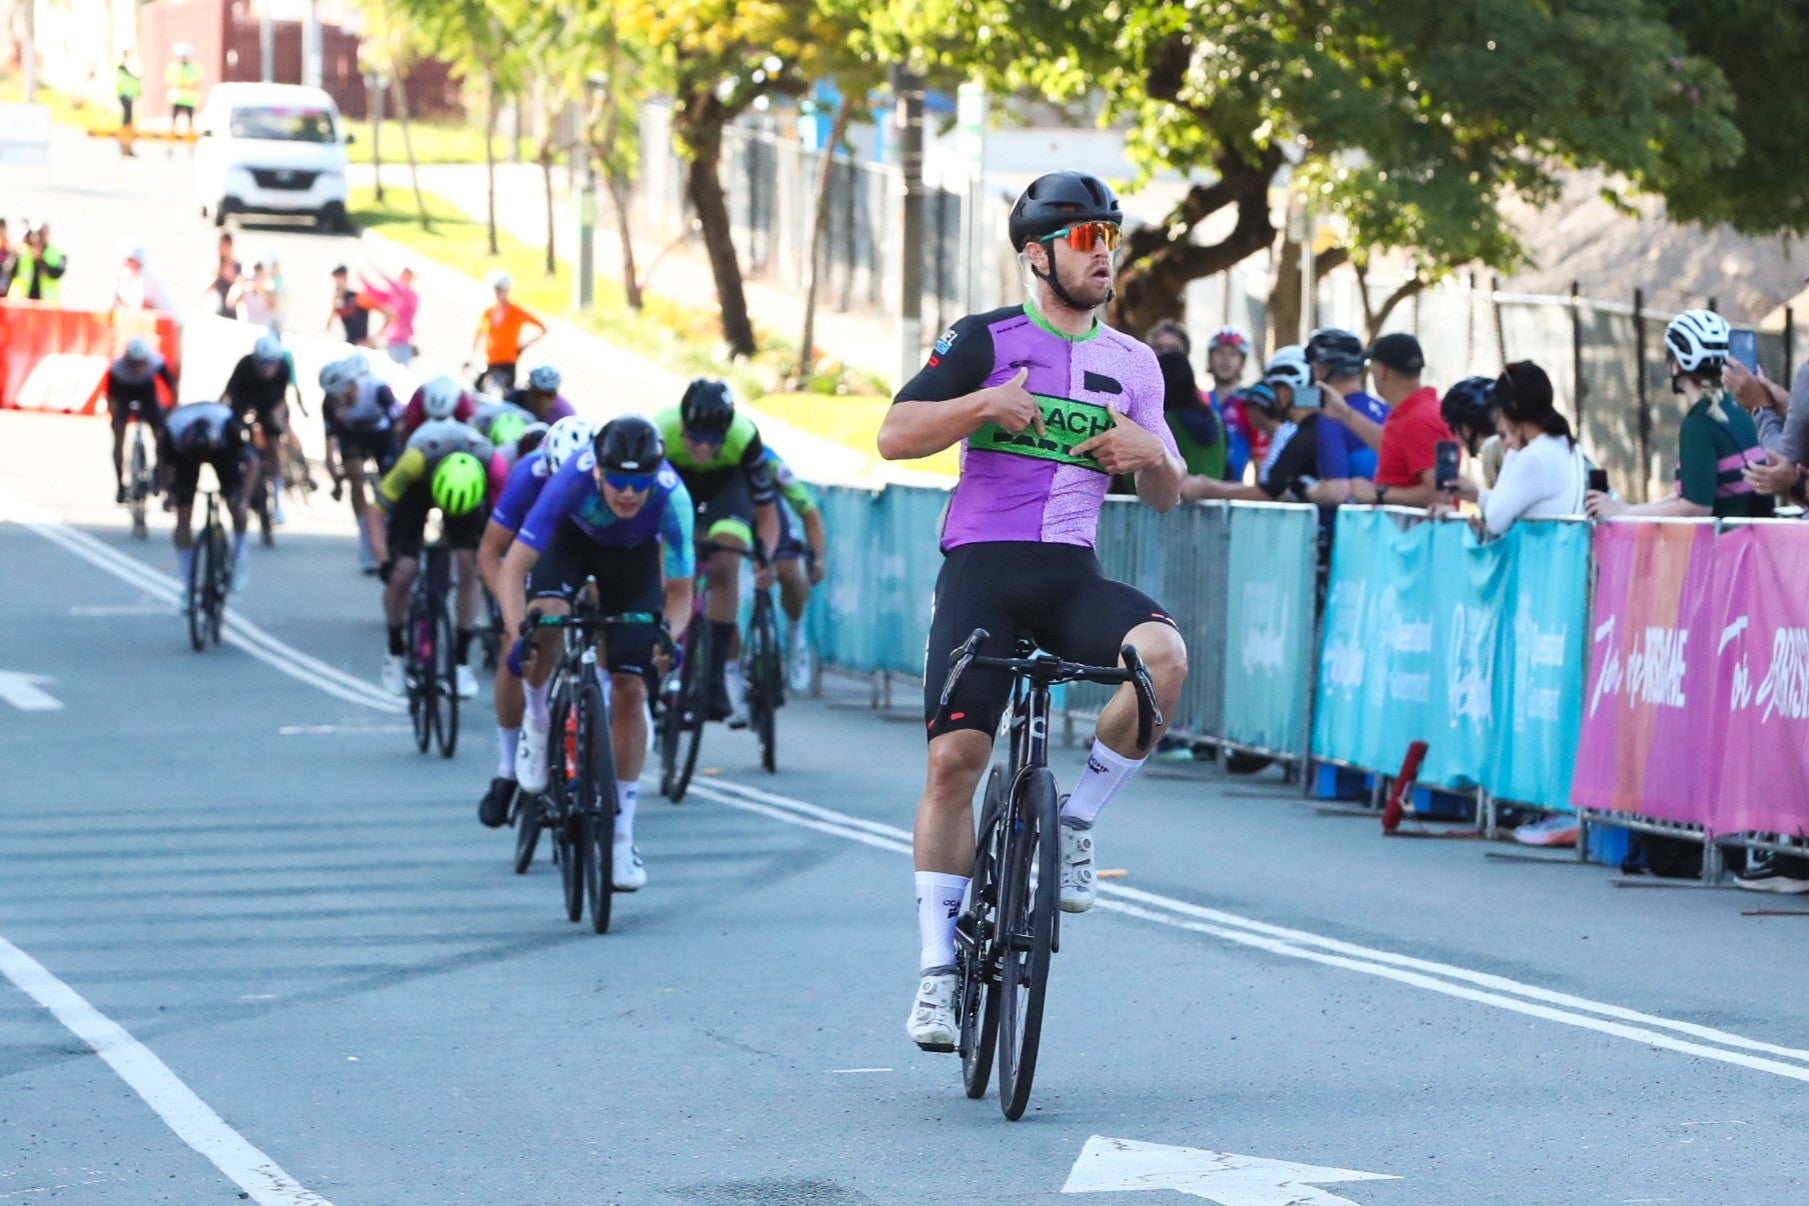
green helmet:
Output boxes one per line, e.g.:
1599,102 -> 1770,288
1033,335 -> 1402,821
487,412 -> 529,451
432,451 -> 487,516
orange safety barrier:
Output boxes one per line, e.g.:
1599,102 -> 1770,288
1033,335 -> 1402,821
0,302 -> 180,414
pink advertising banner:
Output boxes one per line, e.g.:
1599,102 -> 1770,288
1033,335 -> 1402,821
1573,520 -> 1809,837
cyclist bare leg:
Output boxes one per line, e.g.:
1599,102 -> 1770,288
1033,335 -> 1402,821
700,528 -> 747,716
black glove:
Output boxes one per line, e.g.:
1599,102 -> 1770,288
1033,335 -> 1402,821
378,557 -> 396,584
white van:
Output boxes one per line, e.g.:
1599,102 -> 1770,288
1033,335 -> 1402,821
195,83 -> 354,232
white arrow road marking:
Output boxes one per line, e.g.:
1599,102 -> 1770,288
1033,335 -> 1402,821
0,670 -> 62,711
1061,1136 -> 1398,1205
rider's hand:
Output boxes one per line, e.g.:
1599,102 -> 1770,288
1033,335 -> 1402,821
980,367 -> 1045,437
1071,404 -> 1167,475
377,557 -> 396,584
1319,381 -> 1352,424
754,560 -> 775,591
807,555 -> 826,586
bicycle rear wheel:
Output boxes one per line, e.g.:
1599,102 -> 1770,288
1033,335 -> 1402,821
995,766 -> 1059,1121
206,523 -> 229,646
511,789 -> 541,874
959,765 -> 1007,1100
550,689 -> 586,922
432,605 -> 459,758
129,430 -> 149,540
185,529 -> 208,652
748,594 -> 780,774
578,674 -> 617,933
407,599 -> 433,753
662,623 -> 709,802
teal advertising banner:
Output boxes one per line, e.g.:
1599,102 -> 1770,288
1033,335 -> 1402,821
1221,503 -> 1318,755
1491,521 -> 1590,809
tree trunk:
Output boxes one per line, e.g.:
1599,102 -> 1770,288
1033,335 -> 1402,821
371,75 -> 385,203
1268,240 -> 1352,349
795,95 -> 851,381
681,111 -> 756,358
605,169 -> 642,311
483,67 -> 500,257
1108,147 -> 1282,338
595,31 -> 642,311
1353,260 -> 1428,340
392,63 -> 431,231
540,143 -> 556,277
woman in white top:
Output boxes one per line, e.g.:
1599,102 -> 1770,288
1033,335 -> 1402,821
1452,361 -> 1588,535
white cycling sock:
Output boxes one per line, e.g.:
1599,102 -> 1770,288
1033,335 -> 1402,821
1060,739 -> 1145,828
497,726 -> 519,779
595,664 -> 611,705
615,780 -> 639,844
915,871 -> 969,973
524,680 -> 550,729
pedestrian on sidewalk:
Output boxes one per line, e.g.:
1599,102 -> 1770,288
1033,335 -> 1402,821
206,233 -> 241,319
116,53 -> 141,157
470,271 -> 545,391
166,43 -> 203,156
360,265 -> 419,364
328,265 -> 372,346
114,246 -> 175,316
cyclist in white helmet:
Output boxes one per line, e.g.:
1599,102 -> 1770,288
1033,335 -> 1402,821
319,353 -> 401,572
474,414 -> 596,827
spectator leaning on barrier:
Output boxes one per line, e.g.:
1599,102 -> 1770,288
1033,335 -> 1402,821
1181,349 -> 1328,506
1156,348 -> 1228,481
1450,362 -> 1589,536
1721,356 -> 1789,457
1441,375 -> 1507,489
1207,326 -> 1263,479
1742,357 -> 1809,505
16,222 -> 68,302
1307,327 -> 1389,470
1344,333 -> 1455,508
1589,310 -> 1772,521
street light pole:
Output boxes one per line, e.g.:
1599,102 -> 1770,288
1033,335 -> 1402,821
896,68 -> 926,390
261,0 -> 275,83
302,0 -> 323,88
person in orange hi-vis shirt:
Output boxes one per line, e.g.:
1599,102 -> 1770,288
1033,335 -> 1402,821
469,270 -> 546,392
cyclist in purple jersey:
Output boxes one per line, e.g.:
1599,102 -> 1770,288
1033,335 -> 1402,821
878,170 -> 1189,1053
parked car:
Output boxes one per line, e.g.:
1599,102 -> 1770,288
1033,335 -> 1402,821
195,83 -> 354,232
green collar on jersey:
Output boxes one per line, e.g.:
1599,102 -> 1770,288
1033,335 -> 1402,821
1022,301 -> 1101,343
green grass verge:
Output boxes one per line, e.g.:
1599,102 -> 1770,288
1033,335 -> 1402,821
348,185 -> 953,478
341,116 -> 506,166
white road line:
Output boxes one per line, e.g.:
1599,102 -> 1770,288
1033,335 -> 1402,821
686,777 -> 1809,1082
0,936 -> 331,1205
0,488 -> 401,713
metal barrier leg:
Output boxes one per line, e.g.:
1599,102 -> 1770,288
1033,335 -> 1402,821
1702,837 -> 1726,885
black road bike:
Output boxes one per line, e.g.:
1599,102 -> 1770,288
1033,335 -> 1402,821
184,490 -> 231,651
405,538 -> 459,757
658,541 -> 767,800
518,594 -> 665,933
939,627 -> 1160,1121
742,581 -> 783,774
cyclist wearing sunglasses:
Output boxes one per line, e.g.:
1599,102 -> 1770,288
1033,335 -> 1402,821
500,415 -> 696,891
654,379 -> 780,725
877,169 -> 1189,1052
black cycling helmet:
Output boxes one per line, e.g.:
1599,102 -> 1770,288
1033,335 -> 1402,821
679,378 -> 735,438
1306,327 -> 1366,376
177,414 -> 227,455
1440,376 -> 1498,451
1008,171 -> 1122,253
594,415 -> 665,474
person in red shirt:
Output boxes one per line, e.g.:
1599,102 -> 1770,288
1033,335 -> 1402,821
1351,333 -> 1456,508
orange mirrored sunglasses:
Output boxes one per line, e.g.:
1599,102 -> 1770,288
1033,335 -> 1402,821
1042,221 -> 1122,252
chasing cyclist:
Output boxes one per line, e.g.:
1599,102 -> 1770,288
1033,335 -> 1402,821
761,446 -> 829,693
503,365 -> 577,425
876,170 -> 1189,1052
475,415 -> 596,829
156,400 -> 249,587
370,383 -> 503,698
219,333 -> 302,524
654,380 -> 780,724
319,355 -> 402,573
499,417 -> 696,891
106,337 -> 176,504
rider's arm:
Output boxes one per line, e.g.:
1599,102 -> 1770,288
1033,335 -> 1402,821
660,477 -> 698,639
476,519 -> 515,599
878,314 -> 1000,460
375,445 -> 426,510
498,539 -> 540,640
741,433 -> 780,559
1123,369 -> 1184,512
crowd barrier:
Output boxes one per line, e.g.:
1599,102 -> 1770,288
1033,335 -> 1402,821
806,486 -> 1321,761
1574,519 -> 1809,842
0,301 -> 178,413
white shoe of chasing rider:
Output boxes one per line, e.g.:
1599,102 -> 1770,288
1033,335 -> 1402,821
786,629 -> 814,695
905,966 -> 959,1052
1060,817 -> 1097,914
612,838 -> 647,891
455,664 -> 478,699
380,654 -> 406,698
515,724 -> 550,793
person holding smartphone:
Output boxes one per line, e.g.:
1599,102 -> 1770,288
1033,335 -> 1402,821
1448,362 -> 1589,535
1339,334 -> 1458,508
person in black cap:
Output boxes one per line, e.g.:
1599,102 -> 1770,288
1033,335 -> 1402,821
327,265 -> 372,346
1345,332 -> 1457,507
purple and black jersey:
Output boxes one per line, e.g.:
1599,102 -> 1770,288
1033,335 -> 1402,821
516,449 -> 697,579
489,449 -> 553,533
894,303 -> 1177,551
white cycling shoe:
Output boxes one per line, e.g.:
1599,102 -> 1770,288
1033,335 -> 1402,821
905,966 -> 958,1052
380,654 -> 406,698
454,664 -> 478,699
612,839 -> 647,891
1060,817 -> 1097,914
515,724 -> 550,793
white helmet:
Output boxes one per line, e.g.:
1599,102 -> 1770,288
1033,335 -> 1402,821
541,415 -> 596,474
318,356 -> 362,396
485,269 -> 512,291
173,41 -> 194,58
1664,309 -> 1730,375
1262,345 -> 1312,392
421,375 -> 463,420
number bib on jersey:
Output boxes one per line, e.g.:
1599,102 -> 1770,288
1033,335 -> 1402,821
970,393 -> 1112,472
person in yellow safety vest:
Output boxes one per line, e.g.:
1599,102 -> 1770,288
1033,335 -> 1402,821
116,54 -> 142,157
14,223 -> 68,303
167,43 -> 202,155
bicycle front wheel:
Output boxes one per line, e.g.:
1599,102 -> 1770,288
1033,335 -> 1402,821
185,532 -> 207,652
960,765 -> 1007,1100
206,524 -> 229,646
748,595 -> 780,774
996,766 -> 1059,1121
433,605 -> 459,758
549,689 -> 585,922
511,789 -> 541,875
407,603 -> 433,754
663,623 -> 710,803
577,675 -> 617,933
129,432 -> 149,540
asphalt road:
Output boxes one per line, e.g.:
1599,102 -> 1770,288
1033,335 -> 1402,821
5,129 -> 1809,1206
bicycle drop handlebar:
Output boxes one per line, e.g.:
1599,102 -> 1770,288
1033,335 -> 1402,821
936,627 -> 1166,755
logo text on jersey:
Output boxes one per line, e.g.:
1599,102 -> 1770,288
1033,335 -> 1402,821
971,393 -> 1113,472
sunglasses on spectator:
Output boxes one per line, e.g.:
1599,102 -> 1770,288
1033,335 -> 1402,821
601,471 -> 656,493
1041,221 -> 1122,252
